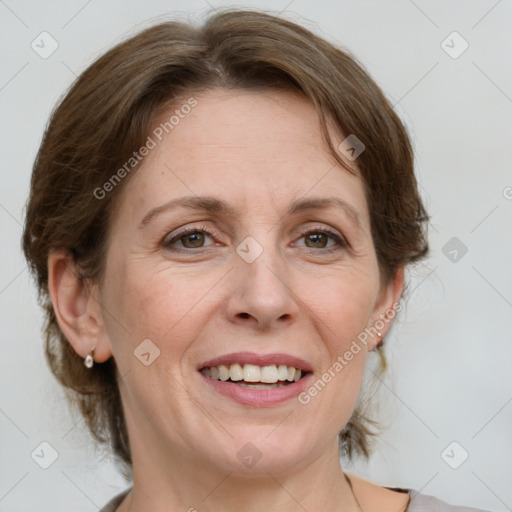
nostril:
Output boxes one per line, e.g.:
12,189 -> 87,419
239,312 -> 250,319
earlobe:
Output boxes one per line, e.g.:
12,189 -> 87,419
47,249 -> 112,364
369,266 -> 405,349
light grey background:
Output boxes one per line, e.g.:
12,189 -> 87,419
1,1 -> 511,511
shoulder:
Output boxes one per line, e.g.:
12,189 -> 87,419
407,489 -> 492,512
99,488 -> 131,512
346,472 -> 490,512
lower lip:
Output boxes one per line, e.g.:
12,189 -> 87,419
199,372 -> 313,407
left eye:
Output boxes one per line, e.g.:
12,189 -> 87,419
297,231 -> 339,249
294,228 -> 348,252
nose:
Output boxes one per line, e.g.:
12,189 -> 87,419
225,242 -> 299,331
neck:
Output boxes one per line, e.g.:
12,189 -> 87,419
120,436 -> 360,512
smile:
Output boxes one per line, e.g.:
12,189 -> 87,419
198,352 -> 313,406
201,363 -> 304,386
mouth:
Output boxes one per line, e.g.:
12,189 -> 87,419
197,352 -> 313,406
200,363 -> 309,388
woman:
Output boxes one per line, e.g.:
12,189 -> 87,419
22,9 -> 490,512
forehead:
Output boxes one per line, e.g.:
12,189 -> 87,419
113,88 -> 368,226
160,88 -> 343,164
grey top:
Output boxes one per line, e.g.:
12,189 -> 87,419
99,487 -> 491,512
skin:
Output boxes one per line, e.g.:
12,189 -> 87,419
48,88 -> 409,511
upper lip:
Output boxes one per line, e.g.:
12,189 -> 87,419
198,352 -> 313,372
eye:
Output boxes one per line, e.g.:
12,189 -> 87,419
162,224 -> 348,254
294,227 -> 348,253
163,226 -> 218,251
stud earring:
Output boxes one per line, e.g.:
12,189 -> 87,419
84,346 -> 96,369
371,332 -> 383,351
376,332 -> 383,349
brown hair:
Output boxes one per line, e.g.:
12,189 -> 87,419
22,8 -> 429,477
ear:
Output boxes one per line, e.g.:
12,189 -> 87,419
47,249 -> 112,364
368,265 -> 405,350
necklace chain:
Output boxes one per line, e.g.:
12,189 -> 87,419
344,474 -> 363,511
344,474 -> 411,512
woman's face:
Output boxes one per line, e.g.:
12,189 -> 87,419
95,88 -> 401,474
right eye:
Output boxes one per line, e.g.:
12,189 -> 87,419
163,225 -> 219,252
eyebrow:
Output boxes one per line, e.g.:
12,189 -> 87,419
138,195 -> 362,229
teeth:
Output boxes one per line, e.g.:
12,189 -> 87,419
261,365 -> 279,383
201,363 -> 306,384
218,365 -> 229,381
278,364 -> 288,381
243,364 -> 261,382
229,363 -> 243,381
237,382 -> 288,389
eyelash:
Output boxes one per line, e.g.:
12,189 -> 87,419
163,224 -> 348,254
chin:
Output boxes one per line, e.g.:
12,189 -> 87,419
200,426 -> 319,476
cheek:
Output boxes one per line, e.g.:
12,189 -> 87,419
103,262 -> 221,361
311,273 -> 378,351
302,275 -> 376,410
